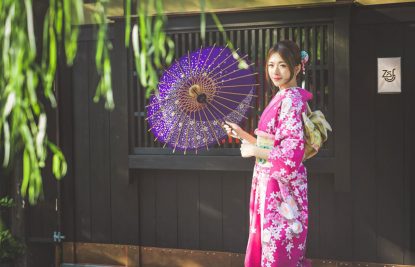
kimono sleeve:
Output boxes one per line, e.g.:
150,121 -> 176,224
268,93 -> 305,184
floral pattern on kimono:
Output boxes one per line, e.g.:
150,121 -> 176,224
244,87 -> 313,267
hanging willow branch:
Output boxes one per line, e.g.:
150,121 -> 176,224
0,0 -> 242,205
130,0 -> 175,98
92,0 -> 114,109
0,0 -> 174,204
0,0 -> 85,204
126,0 -> 243,97
0,0 -> 74,205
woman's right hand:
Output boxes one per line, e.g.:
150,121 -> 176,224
223,121 -> 242,139
223,121 -> 257,144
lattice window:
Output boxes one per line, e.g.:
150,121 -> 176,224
131,23 -> 333,155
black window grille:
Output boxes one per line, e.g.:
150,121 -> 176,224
131,23 -> 334,156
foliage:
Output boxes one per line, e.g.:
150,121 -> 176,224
0,0 -> 72,204
0,0 -> 239,204
0,230 -> 25,262
92,0 -> 114,109
0,197 -> 25,262
0,197 -> 13,209
129,0 -> 175,98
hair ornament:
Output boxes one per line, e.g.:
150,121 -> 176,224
301,50 -> 309,63
300,50 -> 309,75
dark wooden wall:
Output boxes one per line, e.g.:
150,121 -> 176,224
60,23 -> 139,245
350,5 -> 415,264
47,2 -> 415,266
136,170 -> 250,253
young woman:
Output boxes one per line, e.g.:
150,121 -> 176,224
224,40 -> 313,267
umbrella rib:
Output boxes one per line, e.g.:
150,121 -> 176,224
183,79 -> 194,90
153,110 -> 167,142
214,72 -> 258,84
210,54 -> 249,80
175,59 -> 187,78
147,107 -> 169,132
206,102 -> 226,118
185,111 -> 197,154
146,105 -> 178,125
212,56 -> 255,79
195,74 -> 204,88
164,68 -> 181,80
201,108 -> 221,146
190,111 -> 199,154
146,96 -> 169,131
175,57 -> 192,90
147,118 -> 160,133
209,98 -> 248,120
197,109 -> 210,150
163,110 -> 187,148
206,48 -> 241,77
219,84 -> 260,89
147,101 -> 170,133
203,104 -> 228,138
145,93 -> 179,109
203,44 -> 228,74
199,44 -> 216,76
213,94 -> 256,109
216,91 -> 258,97
187,51 -> 193,77
145,106 -> 164,122
211,62 -> 256,81
152,104 -> 182,142
173,111 -> 189,153
175,59 -> 195,90
182,112 -> 192,154
195,46 -> 203,74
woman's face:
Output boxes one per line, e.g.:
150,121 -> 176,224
267,52 -> 300,89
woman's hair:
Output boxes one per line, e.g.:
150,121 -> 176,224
265,40 -> 304,88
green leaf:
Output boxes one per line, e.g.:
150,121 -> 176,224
46,25 -> 57,107
125,0 -> 131,47
24,0 -> 37,59
200,0 -> 206,42
2,122 -> 10,167
35,113 -> 47,164
21,149 -> 30,197
3,91 -> 16,119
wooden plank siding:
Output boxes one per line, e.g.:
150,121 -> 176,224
405,22 -> 415,266
350,5 -> 415,264
55,3 -> 415,266
135,170 -> 251,253
374,24 -> 405,264
65,25 -> 139,245
73,40 -> 93,242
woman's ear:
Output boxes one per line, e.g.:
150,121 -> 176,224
295,64 -> 301,76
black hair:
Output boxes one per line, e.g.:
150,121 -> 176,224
265,40 -> 304,88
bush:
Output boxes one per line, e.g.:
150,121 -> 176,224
0,230 -> 25,262
0,197 -> 25,263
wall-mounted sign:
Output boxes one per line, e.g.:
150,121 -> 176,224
377,57 -> 401,94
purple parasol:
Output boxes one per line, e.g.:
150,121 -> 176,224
146,45 -> 258,153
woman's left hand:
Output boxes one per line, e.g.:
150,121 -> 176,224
240,140 -> 257,158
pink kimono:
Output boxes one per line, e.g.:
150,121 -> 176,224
244,87 -> 313,267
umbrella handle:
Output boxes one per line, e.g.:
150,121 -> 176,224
231,130 -> 242,140
222,121 -> 242,140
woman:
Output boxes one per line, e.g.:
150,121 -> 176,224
224,40 -> 313,267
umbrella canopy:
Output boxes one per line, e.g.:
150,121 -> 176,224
146,45 -> 258,153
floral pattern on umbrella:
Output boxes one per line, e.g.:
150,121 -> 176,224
146,45 -> 258,153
